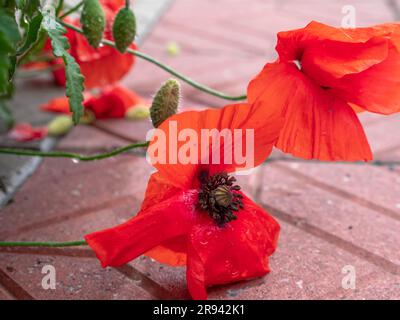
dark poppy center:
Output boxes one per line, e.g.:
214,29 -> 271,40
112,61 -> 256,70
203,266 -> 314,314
198,172 -> 244,226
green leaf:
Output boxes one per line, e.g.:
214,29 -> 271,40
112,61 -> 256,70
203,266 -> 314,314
0,25 -> 15,97
41,9 -> 84,124
0,99 -> 14,129
15,0 -> 26,9
17,13 -> 43,55
0,11 -> 21,44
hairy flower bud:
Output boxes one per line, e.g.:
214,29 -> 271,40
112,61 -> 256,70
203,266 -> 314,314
112,7 -> 136,53
81,0 -> 106,48
150,79 -> 180,128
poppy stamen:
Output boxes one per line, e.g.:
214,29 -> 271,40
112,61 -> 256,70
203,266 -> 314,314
198,172 -> 244,226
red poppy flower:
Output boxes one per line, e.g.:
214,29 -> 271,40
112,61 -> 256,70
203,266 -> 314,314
100,0 -> 125,11
85,102 -> 283,299
50,2 -> 135,89
248,21 -> 400,161
8,123 -> 47,142
40,85 -> 145,119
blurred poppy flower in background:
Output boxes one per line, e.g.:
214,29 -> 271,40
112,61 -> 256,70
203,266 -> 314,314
51,1 -> 135,89
85,102 -> 284,299
40,85 -> 146,119
248,21 -> 400,161
24,0 -> 134,88
8,123 -> 47,142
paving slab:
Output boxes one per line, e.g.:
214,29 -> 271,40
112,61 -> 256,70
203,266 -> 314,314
1,0 -> 400,300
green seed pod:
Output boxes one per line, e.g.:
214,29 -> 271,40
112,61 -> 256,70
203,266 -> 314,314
81,0 -> 105,48
125,104 -> 150,120
112,7 -> 136,53
47,115 -> 74,136
150,79 -> 180,128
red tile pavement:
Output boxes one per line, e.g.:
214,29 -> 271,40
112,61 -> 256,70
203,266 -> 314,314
1,0 -> 400,300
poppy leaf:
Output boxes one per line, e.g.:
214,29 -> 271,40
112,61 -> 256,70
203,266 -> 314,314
0,10 -> 20,96
17,13 -> 43,56
0,100 -> 14,129
41,10 -> 84,125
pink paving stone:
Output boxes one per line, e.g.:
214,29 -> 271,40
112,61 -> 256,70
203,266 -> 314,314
208,221 -> 398,300
2,0 -> 400,301
0,254 -> 154,300
57,125 -> 131,152
93,119 -> 153,143
222,0 -> 395,40
0,156 -> 153,239
0,284 -> 14,300
275,162 -> 400,220
3,201 -> 138,242
319,270 -> 400,300
362,114 -> 400,154
257,164 -> 400,267
123,54 -> 254,104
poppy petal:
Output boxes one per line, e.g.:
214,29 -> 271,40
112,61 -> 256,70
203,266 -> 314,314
85,85 -> 143,118
186,193 -> 280,300
85,190 -> 199,268
8,123 -> 47,142
40,92 -> 92,114
248,62 -> 372,161
139,172 -> 188,266
276,21 -> 400,115
148,102 -> 284,189
277,21 -> 400,62
330,44 -> 400,115
40,96 -> 71,114
77,47 -> 134,90
300,37 -> 389,82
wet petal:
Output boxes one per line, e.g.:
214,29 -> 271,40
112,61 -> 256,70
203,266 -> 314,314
85,190 -> 199,268
186,193 -> 280,299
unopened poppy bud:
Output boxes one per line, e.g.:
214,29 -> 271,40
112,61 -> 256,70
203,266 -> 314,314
113,7 -> 136,53
125,104 -> 150,120
81,0 -> 106,48
47,115 -> 73,136
150,79 -> 180,128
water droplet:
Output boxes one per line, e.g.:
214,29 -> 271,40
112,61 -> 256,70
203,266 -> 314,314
72,158 -> 80,164
230,270 -> 239,278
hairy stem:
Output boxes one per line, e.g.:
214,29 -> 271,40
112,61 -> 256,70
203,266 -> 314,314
60,20 -> 247,101
59,1 -> 84,19
0,141 -> 149,161
0,240 -> 87,247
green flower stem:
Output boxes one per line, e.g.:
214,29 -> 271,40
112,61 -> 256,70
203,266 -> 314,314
59,20 -> 247,102
265,157 -> 400,167
56,0 -> 64,15
0,141 -> 149,161
59,1 -> 84,19
0,143 -> 398,167
125,0 -> 130,9
0,240 -> 87,247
